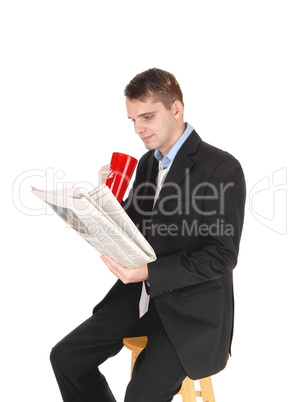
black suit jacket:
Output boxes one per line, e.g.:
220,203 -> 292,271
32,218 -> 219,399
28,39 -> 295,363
94,130 -> 246,379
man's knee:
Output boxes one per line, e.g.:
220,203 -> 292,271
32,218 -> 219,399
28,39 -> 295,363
50,341 -> 62,368
50,339 -> 70,371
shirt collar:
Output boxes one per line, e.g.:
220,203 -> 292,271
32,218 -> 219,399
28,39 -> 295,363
154,122 -> 194,169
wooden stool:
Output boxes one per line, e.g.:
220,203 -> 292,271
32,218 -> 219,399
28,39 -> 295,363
123,336 -> 215,402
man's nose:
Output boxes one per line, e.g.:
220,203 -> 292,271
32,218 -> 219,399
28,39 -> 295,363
134,121 -> 146,135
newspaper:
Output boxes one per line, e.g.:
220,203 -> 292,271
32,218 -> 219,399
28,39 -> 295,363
31,184 -> 156,269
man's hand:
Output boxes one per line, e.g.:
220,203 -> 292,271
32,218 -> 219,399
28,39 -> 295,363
100,255 -> 149,284
98,164 -> 110,185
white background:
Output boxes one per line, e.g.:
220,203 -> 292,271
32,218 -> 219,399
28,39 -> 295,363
1,1 -> 297,401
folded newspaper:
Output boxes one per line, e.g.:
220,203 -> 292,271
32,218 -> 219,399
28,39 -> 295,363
31,184 -> 156,269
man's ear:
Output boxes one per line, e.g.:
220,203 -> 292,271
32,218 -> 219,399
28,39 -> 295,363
172,100 -> 184,119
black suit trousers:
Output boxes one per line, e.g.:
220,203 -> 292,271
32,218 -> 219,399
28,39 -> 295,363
50,297 -> 186,402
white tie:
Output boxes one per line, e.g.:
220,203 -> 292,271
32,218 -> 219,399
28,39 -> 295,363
153,161 -> 172,208
139,160 -> 172,317
139,281 -> 150,318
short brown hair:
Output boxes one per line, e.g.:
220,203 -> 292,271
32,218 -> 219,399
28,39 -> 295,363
124,68 -> 184,110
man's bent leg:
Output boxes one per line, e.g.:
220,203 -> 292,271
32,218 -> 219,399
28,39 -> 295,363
50,297 -> 146,402
50,332 -> 122,401
124,300 -> 187,402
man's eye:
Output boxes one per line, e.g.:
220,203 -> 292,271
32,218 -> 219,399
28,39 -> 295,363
130,118 -> 135,123
144,115 -> 153,120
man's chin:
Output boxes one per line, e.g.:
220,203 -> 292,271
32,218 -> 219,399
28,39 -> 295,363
143,143 -> 155,151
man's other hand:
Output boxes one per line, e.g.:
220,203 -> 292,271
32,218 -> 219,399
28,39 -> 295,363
100,255 -> 149,284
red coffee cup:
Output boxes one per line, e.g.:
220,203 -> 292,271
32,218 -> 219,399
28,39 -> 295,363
105,152 -> 138,203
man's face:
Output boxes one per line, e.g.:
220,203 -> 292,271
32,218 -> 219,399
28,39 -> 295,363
126,97 -> 182,156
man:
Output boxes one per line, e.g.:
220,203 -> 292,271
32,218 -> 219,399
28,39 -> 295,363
50,68 -> 246,401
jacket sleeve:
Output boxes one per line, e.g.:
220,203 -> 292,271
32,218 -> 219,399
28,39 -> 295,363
147,157 -> 246,298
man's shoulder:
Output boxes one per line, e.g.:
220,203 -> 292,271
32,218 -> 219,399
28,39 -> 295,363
183,128 -> 237,164
194,134 -> 240,166
186,130 -> 243,176
200,140 -> 236,161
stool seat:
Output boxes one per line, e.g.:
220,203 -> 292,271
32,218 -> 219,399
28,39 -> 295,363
123,336 -> 147,353
123,336 -> 216,402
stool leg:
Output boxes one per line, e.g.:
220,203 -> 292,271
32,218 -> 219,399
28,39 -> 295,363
199,376 -> 215,402
130,350 -> 139,378
179,377 -> 196,402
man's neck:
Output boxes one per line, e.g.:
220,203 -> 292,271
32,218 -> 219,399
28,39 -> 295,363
159,122 -> 186,157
